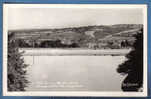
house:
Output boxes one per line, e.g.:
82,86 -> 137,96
87,43 -> 98,49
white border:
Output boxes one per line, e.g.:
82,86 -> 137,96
3,4 -> 148,97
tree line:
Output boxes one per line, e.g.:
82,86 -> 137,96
16,39 -> 79,48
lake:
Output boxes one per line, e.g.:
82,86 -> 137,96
22,49 -> 128,91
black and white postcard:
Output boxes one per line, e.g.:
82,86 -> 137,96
3,4 -> 148,96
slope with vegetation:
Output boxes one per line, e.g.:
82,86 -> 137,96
9,24 -> 143,49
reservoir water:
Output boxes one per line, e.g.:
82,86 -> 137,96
23,49 -> 128,91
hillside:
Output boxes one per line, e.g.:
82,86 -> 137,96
9,24 -> 143,49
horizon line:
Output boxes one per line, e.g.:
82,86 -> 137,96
8,24 -> 143,31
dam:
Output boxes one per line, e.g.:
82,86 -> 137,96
20,48 -> 131,56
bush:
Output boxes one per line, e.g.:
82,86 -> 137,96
117,29 -> 143,91
8,33 -> 29,91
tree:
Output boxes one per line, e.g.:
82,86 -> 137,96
117,29 -> 143,91
8,33 -> 29,91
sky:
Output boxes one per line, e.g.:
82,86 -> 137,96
7,7 -> 143,30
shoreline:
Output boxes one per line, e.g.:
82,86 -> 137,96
20,48 -> 131,56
